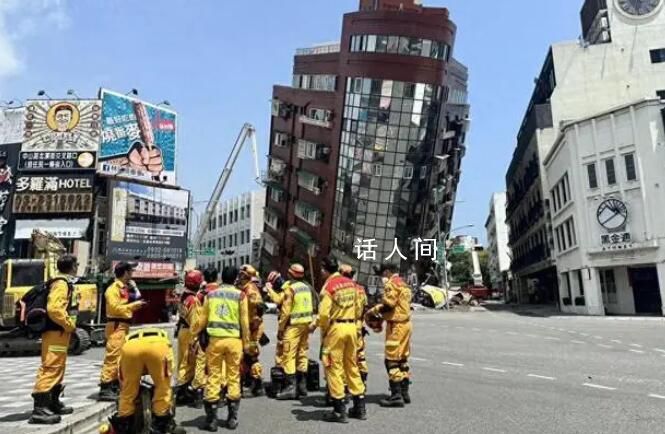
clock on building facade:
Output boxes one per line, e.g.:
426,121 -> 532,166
597,198 -> 629,231
616,0 -> 663,17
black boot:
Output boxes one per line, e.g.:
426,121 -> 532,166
400,379 -> 411,404
251,378 -> 264,397
348,395 -> 367,420
98,382 -> 118,402
174,384 -> 190,406
323,399 -> 349,423
108,413 -> 134,434
49,384 -> 74,415
151,413 -> 187,434
193,388 -> 204,409
276,374 -> 297,400
28,392 -> 61,425
201,401 -> 218,432
296,372 -> 308,398
226,400 -> 240,430
314,390 -> 334,407
379,381 -> 405,408
361,372 -> 368,388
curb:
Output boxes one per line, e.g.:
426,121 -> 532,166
20,403 -> 115,434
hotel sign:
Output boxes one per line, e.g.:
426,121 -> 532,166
12,173 -> 94,215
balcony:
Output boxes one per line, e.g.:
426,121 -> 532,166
294,200 -> 322,227
262,158 -> 288,184
262,232 -> 279,257
289,226 -> 319,256
266,182 -> 288,204
264,206 -> 284,232
297,170 -> 324,195
299,108 -> 333,129
295,42 -> 340,56
296,139 -> 330,163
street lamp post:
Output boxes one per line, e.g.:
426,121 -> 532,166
436,217 -> 474,310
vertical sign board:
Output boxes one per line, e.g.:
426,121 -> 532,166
20,100 -> 101,171
99,89 -> 177,185
0,144 -> 19,258
107,180 -> 189,264
0,108 -> 26,144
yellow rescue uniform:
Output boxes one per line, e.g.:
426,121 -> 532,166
34,275 -> 78,393
192,284 -> 249,403
279,280 -> 314,375
100,279 -> 143,385
176,291 -> 199,386
266,285 -> 286,367
368,274 -> 412,382
242,281 -> 264,380
355,283 -> 369,377
118,328 -> 174,417
318,273 -> 364,400
192,284 -> 220,391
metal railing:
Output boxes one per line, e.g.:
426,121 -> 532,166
295,43 -> 341,56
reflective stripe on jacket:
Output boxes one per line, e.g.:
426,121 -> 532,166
207,285 -> 241,338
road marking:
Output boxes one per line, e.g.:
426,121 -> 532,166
482,367 -> 507,373
410,357 -> 428,362
442,362 -> 464,367
507,331 -> 518,335
580,333 -> 590,337
544,337 -> 561,341
630,344 -> 643,348
654,349 -> 665,354
629,349 -> 645,354
472,328 -> 481,332
593,336 -> 603,340
583,383 -> 616,391
488,329 -> 497,333
649,394 -> 665,400
528,374 -> 556,381
611,340 -> 622,344
454,326 -> 464,330
571,340 -> 585,344
597,344 -> 613,349
525,334 -> 537,338
568,330 -> 578,334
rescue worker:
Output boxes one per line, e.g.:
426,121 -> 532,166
98,262 -> 146,402
192,266 -> 250,432
104,327 -> 186,434
29,255 -> 79,425
318,256 -> 366,423
175,270 -> 203,406
275,264 -> 314,400
192,268 -> 222,405
265,271 -> 286,394
339,264 -> 369,387
366,263 -> 413,407
237,265 -> 265,397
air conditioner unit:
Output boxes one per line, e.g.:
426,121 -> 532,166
600,16 -> 609,29
600,30 -> 611,43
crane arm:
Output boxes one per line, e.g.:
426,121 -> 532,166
194,123 -> 258,248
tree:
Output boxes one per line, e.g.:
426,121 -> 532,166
478,250 -> 492,288
448,251 -> 472,284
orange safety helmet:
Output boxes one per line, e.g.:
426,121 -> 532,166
288,263 -> 305,280
184,270 -> 204,291
339,264 -> 355,278
239,264 -> 257,281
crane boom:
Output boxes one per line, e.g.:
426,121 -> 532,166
194,123 -> 261,248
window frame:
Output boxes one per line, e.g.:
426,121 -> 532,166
604,158 -> 617,186
586,163 -> 598,189
623,153 -> 637,182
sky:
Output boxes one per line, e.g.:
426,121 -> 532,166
0,0 -> 584,244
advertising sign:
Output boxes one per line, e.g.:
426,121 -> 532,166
12,173 -> 94,215
0,107 -> 26,145
111,260 -> 176,279
0,143 -> 19,257
20,100 -> 101,171
108,180 -> 189,263
99,89 -> 177,185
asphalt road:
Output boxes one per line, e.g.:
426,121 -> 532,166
170,309 -> 665,434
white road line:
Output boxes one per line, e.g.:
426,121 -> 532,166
580,333 -> 589,337
629,349 -> 645,354
630,344 -> 643,348
654,349 -> 665,354
571,340 -> 585,344
472,328 -> 481,332
544,337 -> 561,341
525,334 -> 537,338
597,344 -> 613,349
442,362 -> 464,367
583,383 -> 616,391
611,339 -> 622,344
528,374 -> 556,381
649,394 -> 665,400
488,329 -> 497,333
568,330 -> 578,334
482,367 -> 507,373
507,331 -> 518,336
410,357 -> 428,362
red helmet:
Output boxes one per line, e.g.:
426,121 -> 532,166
184,270 -> 204,290
267,271 -> 281,284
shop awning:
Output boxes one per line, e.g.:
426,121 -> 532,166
15,219 -> 90,240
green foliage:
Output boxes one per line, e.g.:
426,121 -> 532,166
478,250 -> 492,288
448,251 -> 472,284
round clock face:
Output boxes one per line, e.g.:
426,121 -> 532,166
617,0 -> 662,17
597,198 -> 628,231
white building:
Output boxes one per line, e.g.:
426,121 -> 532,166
197,189 -> 266,271
485,192 -> 511,294
540,0 -> 665,315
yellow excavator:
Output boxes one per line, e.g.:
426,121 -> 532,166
0,230 -> 98,356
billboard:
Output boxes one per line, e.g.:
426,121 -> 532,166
0,107 -> 26,145
107,180 -> 189,263
20,100 -> 101,170
12,173 -> 94,215
0,143 -> 19,257
99,89 -> 177,185
111,260 -> 176,279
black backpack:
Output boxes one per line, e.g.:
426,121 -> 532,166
15,277 -> 68,334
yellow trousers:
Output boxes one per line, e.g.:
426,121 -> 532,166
385,321 -> 412,382
100,321 -> 130,384
245,321 -> 264,379
176,327 -> 197,386
357,333 -> 368,375
118,334 -> 174,417
192,344 -> 207,390
274,339 -> 283,367
205,337 -> 241,402
282,324 -> 309,375
33,330 -> 71,393
322,323 -> 364,400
